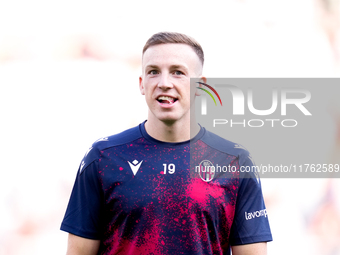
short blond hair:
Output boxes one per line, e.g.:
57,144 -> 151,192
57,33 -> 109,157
143,32 -> 204,66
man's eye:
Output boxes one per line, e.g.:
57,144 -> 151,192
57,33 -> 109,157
174,71 -> 184,75
149,70 -> 158,75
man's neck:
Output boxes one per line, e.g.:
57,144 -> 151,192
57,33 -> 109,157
144,118 -> 200,143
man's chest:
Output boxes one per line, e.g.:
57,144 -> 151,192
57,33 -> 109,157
97,146 -> 238,216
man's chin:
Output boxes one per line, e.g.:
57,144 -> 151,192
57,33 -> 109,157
151,111 -> 190,126
156,115 -> 183,126
158,117 -> 177,126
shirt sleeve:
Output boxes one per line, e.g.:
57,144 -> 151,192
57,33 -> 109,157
60,147 -> 104,240
229,155 -> 273,245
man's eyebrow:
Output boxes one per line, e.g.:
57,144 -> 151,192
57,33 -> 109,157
145,65 -> 159,70
169,65 -> 188,71
144,64 -> 189,72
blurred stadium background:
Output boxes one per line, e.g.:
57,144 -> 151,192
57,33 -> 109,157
1,0 -> 340,254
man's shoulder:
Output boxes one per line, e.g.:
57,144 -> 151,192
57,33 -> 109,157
200,128 -> 259,179
200,128 -> 251,160
79,124 -> 143,174
92,125 -> 142,151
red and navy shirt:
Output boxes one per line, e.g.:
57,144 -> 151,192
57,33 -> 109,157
61,121 -> 272,254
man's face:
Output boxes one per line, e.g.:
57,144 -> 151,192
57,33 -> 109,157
139,43 -> 203,125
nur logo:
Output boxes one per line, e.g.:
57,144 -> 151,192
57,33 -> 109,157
196,82 -> 223,106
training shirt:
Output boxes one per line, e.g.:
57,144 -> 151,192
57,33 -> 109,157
61,121 -> 272,254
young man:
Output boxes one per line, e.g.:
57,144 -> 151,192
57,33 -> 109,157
61,32 -> 272,255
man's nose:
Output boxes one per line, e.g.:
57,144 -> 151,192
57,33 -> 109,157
158,74 -> 173,90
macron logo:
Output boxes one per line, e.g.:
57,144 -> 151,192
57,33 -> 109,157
128,159 -> 143,176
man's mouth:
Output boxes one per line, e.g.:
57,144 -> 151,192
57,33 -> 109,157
157,96 -> 178,105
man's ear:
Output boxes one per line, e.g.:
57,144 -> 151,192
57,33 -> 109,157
195,76 -> 207,96
139,76 -> 145,95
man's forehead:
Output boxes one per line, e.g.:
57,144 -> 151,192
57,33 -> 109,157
144,43 -> 193,52
142,43 -> 202,71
